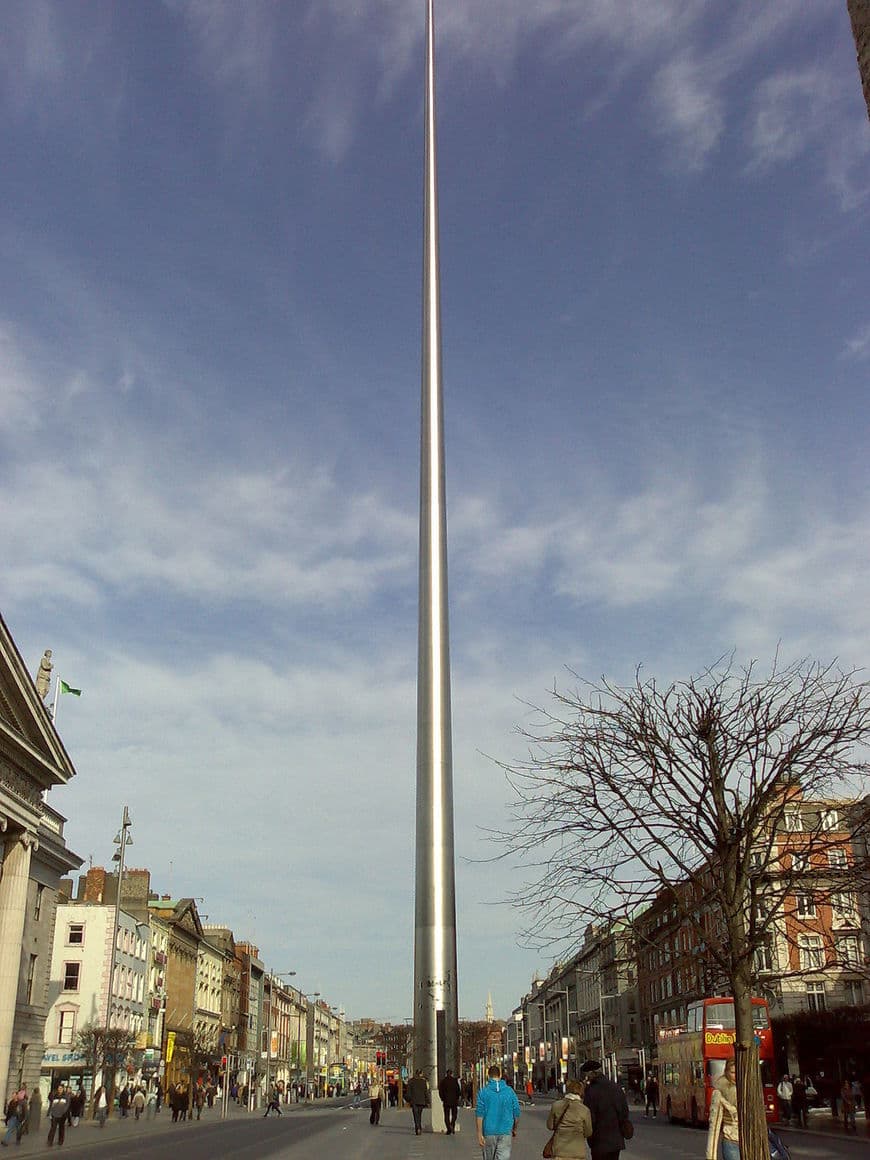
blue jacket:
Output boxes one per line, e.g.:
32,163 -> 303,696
476,1079 -> 521,1136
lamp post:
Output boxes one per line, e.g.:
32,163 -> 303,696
104,806 -> 132,1105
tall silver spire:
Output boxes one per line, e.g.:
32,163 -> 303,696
413,0 -> 459,1115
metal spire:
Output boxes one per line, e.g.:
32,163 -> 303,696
413,0 -> 459,1117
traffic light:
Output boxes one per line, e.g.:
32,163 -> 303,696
221,1055 -> 227,1070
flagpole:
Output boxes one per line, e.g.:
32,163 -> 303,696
51,677 -> 60,723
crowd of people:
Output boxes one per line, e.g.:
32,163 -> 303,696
776,1071 -> 864,1133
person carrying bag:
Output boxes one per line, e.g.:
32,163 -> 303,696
545,1079 -> 593,1158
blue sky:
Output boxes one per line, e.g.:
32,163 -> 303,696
1,1 -> 868,1022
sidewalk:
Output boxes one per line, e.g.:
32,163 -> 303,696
2,1098 -> 301,1157
777,1104 -> 868,1142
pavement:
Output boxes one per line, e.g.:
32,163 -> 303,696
0,1095 -> 329,1156
777,1104 -> 868,1142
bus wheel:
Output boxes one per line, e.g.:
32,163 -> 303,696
690,1099 -> 699,1128
667,1098 -> 674,1124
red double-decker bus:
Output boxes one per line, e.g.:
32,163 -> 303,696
658,997 -> 777,1126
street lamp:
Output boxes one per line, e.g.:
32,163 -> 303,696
105,806 -> 133,1034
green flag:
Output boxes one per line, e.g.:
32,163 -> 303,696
60,680 -> 82,697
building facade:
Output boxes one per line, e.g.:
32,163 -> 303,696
0,616 -> 82,1113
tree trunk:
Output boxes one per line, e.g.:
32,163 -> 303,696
732,971 -> 767,1160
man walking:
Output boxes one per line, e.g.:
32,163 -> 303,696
46,1086 -> 71,1147
438,1068 -> 462,1134
368,1077 -> 382,1125
582,1060 -> 630,1160
405,1069 -> 431,1135
644,1073 -> 659,1118
476,1064 -> 521,1159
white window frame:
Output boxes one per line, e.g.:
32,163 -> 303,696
805,981 -> 826,1011
820,809 -> 839,832
837,936 -> 861,968
57,1007 -> 77,1045
795,892 -> 816,918
67,923 -> 85,946
784,809 -> 803,832
798,934 -> 824,971
830,892 -> 858,928
828,849 -> 847,869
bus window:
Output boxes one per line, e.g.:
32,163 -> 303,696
708,1060 -> 727,1081
705,1003 -> 736,1029
752,1005 -> 770,1030
692,1062 -> 704,1085
759,1060 -> 773,1086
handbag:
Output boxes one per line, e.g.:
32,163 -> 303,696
621,1117 -> 634,1139
543,1102 -> 569,1158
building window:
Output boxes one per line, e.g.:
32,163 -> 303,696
67,923 -> 84,946
791,852 -> 809,873
844,980 -> 863,1006
784,809 -> 803,832
798,935 -> 824,971
837,937 -> 861,968
828,849 -> 847,869
34,884 -> 45,921
754,940 -> 775,973
795,892 -> 815,918
26,955 -> 37,1003
805,982 -> 826,1012
58,1009 -> 77,1045
831,893 -> 857,927
820,809 -> 839,831
63,962 -> 81,992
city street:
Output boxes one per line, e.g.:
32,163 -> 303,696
9,1102 -> 869,1160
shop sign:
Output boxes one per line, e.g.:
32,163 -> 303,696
42,1050 -> 85,1066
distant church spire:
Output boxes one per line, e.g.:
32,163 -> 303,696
486,992 -> 494,1024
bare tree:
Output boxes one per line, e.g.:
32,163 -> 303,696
500,658 -> 870,1160
75,1022 -> 137,1116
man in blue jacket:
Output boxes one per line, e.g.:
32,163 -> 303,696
475,1064 -> 521,1159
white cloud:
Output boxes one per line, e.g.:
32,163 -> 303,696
843,323 -> 870,361
650,55 -> 726,171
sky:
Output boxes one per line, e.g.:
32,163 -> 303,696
1,1 -> 869,1024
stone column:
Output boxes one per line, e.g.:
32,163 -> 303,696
0,829 -> 35,1101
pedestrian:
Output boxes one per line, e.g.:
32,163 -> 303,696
476,1063 -> 521,1160
706,1058 -> 739,1160
368,1078 -> 382,1125
406,1069 -> 431,1136
545,1078 -> 593,1159
841,1080 -> 856,1133
93,1085 -> 108,1127
263,1086 -> 282,1117
195,1085 -> 206,1120
132,1087 -> 146,1120
644,1074 -> 659,1119
155,1078 -> 163,1114
438,1068 -> 462,1135
69,1086 -> 84,1128
146,1088 -> 157,1119
46,1085 -> 71,1147
119,1085 -> 131,1118
776,1075 -> 793,1125
790,1076 -> 807,1128
581,1060 -> 630,1160
2,1087 -> 28,1147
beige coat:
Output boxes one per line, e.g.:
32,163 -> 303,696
546,1094 -> 593,1159
706,1079 -> 739,1160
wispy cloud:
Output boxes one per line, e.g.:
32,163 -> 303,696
843,323 -> 870,361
